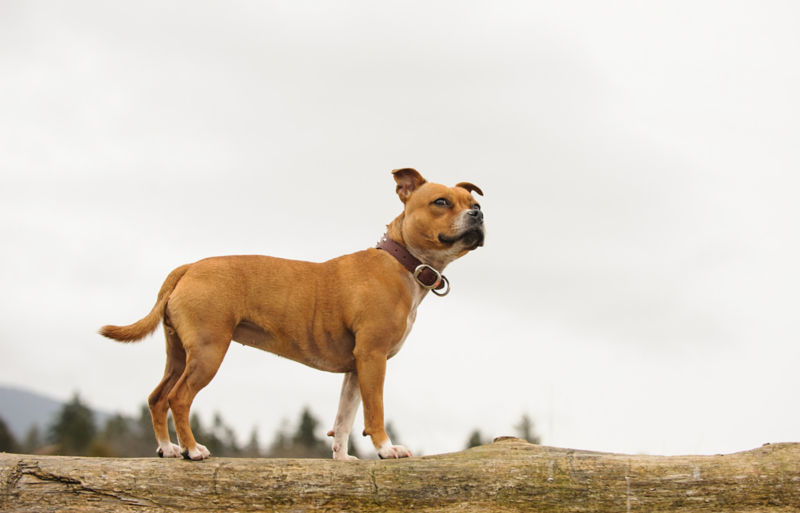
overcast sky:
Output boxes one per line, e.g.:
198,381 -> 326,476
1,1 -> 798,457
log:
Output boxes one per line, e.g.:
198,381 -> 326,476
1,438 -> 798,512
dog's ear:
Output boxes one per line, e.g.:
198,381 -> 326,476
456,182 -> 484,196
393,168 -> 427,203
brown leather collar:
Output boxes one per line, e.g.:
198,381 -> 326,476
376,235 -> 449,295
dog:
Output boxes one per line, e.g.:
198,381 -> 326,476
100,168 -> 485,460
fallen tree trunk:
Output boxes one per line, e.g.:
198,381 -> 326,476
1,438 -> 798,512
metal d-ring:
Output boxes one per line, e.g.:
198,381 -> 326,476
431,275 -> 450,297
413,264 -> 451,297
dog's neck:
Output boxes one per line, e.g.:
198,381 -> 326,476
385,213 -> 453,272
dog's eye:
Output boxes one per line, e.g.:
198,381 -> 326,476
433,198 -> 451,207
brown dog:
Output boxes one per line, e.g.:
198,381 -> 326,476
100,168 -> 485,460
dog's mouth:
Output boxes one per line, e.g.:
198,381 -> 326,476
438,227 -> 485,250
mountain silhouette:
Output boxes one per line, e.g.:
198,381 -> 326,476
0,384 -> 111,440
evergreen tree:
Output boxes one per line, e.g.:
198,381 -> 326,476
291,406 -> 329,458
23,425 -> 42,454
0,416 -> 19,452
245,426 -> 262,457
267,418 -> 293,457
293,407 -> 319,448
268,407 -> 330,458
208,411 -> 240,456
465,429 -> 485,449
206,412 -> 225,456
514,414 -> 541,444
100,413 -> 131,456
47,393 -> 96,455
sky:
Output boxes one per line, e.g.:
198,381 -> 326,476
1,1 -> 798,457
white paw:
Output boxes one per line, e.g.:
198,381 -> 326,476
378,444 -> 412,459
183,443 -> 211,461
333,451 -> 359,461
332,440 -> 359,461
157,442 -> 182,458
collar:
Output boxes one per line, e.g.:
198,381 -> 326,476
376,235 -> 450,296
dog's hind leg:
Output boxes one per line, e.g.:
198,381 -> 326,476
148,323 -> 186,458
168,332 -> 231,460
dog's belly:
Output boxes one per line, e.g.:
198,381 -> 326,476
232,320 -> 356,373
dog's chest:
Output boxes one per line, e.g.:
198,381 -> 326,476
387,287 -> 425,358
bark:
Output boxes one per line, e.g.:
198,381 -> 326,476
1,437 -> 798,512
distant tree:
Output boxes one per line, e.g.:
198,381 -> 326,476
209,411 -> 240,456
95,404 -> 166,457
47,393 -> 96,455
98,410 -> 158,457
293,407 -> 319,447
514,414 -> 541,445
267,418 -> 293,457
465,429 -> 486,449
291,407 -> 329,458
244,426 -> 262,457
0,416 -> 19,452
87,437 -> 114,457
268,407 -> 329,458
100,413 -> 131,457
185,411 -> 240,457
206,413 -> 223,456
23,425 -> 42,454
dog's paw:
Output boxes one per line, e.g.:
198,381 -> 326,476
331,440 -> 359,461
333,451 -> 359,461
378,444 -> 413,459
181,443 -> 211,461
157,443 -> 182,458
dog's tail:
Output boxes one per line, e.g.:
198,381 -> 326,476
99,264 -> 190,343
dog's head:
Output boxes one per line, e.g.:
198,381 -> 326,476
391,168 -> 485,267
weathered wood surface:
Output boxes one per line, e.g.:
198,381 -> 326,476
1,438 -> 798,512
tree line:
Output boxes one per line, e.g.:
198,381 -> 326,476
0,392 -> 540,458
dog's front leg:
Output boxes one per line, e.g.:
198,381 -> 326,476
354,350 -> 412,459
327,371 -> 361,460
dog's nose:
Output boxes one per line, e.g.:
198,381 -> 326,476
467,208 -> 484,223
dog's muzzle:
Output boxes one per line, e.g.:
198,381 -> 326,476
438,208 -> 485,249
